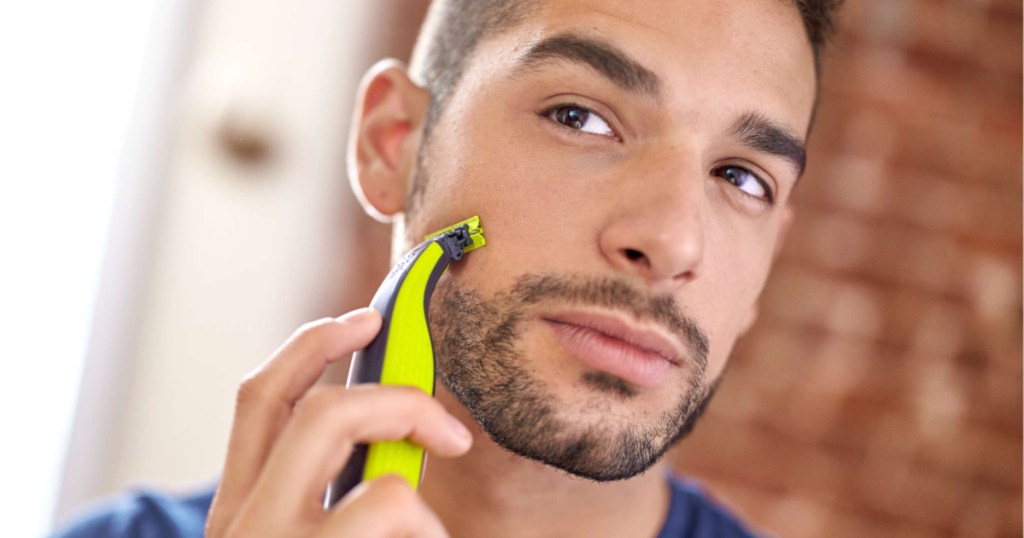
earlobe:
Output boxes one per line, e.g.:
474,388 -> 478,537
348,59 -> 430,222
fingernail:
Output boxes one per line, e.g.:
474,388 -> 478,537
336,307 -> 374,323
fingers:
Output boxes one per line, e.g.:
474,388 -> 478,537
314,475 -> 449,538
208,308 -> 469,538
246,384 -> 472,519
209,308 -> 382,536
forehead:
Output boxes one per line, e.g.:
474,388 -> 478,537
464,0 -> 817,134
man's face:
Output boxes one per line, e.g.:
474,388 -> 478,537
405,0 -> 816,479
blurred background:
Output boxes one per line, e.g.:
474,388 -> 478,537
672,1 -> 1023,536
3,0 -> 1019,536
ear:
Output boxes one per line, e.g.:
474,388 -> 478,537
348,59 -> 430,222
740,204 -> 795,335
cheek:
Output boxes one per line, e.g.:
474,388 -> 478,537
696,227 -> 777,377
417,81 -> 631,268
431,164 -> 600,281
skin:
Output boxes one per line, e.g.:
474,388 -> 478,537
207,0 -> 817,536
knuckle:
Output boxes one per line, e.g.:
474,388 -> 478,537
294,385 -> 338,418
234,317 -> 342,412
292,385 -> 358,433
234,374 -> 268,410
292,317 -> 337,346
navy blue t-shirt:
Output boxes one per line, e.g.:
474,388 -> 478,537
53,476 -> 758,537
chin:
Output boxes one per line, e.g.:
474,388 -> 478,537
430,272 -> 715,481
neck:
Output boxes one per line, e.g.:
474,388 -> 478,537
419,388 -> 671,538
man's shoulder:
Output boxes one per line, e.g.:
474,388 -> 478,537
659,475 -> 761,538
51,486 -> 214,538
51,477 -> 757,537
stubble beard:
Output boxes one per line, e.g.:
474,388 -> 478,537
429,273 -> 719,482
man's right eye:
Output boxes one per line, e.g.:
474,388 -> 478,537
544,104 -> 615,138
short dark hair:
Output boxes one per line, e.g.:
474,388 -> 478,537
411,0 -> 842,132
411,0 -> 538,137
795,0 -> 844,72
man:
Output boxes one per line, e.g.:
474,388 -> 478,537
57,0 -> 841,536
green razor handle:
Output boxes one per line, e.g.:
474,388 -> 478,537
324,216 -> 485,507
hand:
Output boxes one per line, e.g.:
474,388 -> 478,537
206,308 -> 473,537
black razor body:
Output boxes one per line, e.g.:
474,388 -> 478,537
324,227 -> 474,507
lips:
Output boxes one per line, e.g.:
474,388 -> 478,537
541,311 -> 684,388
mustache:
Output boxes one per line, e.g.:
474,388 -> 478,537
509,273 -> 710,370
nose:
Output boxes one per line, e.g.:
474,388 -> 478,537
598,162 -> 706,286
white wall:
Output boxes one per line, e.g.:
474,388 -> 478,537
103,0 -> 377,495
1,1 -> 161,535
55,0 -> 427,527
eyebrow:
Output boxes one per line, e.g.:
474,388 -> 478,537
513,33 -> 662,100
731,112 -> 807,176
513,34 -> 807,175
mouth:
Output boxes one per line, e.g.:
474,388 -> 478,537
540,310 -> 684,389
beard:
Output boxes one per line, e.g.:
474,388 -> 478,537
429,272 -> 718,482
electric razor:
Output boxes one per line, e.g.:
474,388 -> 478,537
324,215 -> 486,507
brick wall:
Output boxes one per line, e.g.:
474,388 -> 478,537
670,1 -> 1023,536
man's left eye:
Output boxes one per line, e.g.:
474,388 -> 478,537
546,105 -> 615,137
712,165 -> 773,203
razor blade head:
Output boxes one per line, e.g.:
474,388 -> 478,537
425,215 -> 486,255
